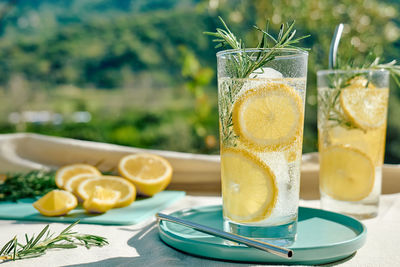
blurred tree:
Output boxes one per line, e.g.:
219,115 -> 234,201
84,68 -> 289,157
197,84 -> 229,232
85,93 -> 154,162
0,0 -> 399,162
179,45 -> 218,153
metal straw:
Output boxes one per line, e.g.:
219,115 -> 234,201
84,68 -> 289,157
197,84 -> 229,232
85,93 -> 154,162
329,23 -> 344,69
156,212 -> 293,259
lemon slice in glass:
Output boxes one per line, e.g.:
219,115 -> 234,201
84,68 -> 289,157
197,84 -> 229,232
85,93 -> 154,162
33,190 -> 77,216
221,148 -> 277,223
232,83 -> 303,151
320,145 -> 375,201
340,78 -> 388,130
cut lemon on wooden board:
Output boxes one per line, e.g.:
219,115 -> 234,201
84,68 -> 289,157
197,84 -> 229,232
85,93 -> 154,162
83,186 -> 121,214
320,145 -> 375,201
77,176 -> 136,208
220,148 -> 277,223
232,83 -> 303,151
55,164 -> 101,189
33,190 -> 77,216
118,154 -> 173,196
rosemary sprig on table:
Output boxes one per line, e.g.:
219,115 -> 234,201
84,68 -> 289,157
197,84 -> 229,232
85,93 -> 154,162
205,17 -> 309,146
0,170 -> 57,202
0,220 -> 108,261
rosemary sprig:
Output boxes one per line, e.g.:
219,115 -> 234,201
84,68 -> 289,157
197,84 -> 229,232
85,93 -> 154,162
322,55 -> 400,131
365,57 -> 400,87
0,170 -> 57,202
205,17 -> 310,78
0,220 -> 108,261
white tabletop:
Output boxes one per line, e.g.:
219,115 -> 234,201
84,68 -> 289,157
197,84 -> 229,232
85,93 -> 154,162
1,193 -> 400,267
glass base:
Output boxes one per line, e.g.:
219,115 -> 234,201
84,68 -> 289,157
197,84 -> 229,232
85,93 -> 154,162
320,194 -> 379,219
223,219 -> 297,247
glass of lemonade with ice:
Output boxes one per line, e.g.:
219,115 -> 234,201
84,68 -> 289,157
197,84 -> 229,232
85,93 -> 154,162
217,48 -> 308,246
317,69 -> 389,219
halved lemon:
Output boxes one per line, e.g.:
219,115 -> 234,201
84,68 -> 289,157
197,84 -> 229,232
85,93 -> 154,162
83,186 -> 121,214
320,145 -> 375,201
232,83 -> 303,151
55,164 -> 101,189
340,77 -> 389,130
33,190 -> 77,216
118,154 -> 173,196
64,173 -> 99,200
77,176 -> 136,208
221,148 -> 277,223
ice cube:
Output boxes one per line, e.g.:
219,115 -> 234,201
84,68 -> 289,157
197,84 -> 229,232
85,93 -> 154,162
249,67 -> 283,79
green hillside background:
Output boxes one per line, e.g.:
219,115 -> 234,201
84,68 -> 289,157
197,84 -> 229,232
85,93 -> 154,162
0,0 -> 399,163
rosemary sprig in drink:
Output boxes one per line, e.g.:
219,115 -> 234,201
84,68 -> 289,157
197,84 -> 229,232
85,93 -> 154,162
205,17 -> 310,79
205,17 -> 309,146
0,220 -> 108,261
322,56 -> 400,131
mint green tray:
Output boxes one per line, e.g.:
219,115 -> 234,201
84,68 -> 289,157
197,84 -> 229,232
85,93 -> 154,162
158,205 -> 367,265
0,191 -> 185,225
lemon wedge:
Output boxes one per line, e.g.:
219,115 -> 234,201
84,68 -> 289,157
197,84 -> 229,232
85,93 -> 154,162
55,164 -> 101,189
77,176 -> 136,208
118,154 -> 173,196
83,186 -> 121,214
33,190 -> 77,216
232,83 -> 303,151
221,148 -> 277,222
320,145 -> 375,201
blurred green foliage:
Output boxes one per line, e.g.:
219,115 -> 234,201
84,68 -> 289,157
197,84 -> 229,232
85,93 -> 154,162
0,0 -> 399,163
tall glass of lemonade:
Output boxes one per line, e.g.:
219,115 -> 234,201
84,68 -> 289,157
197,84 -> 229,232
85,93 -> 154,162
217,48 -> 308,246
317,69 -> 389,219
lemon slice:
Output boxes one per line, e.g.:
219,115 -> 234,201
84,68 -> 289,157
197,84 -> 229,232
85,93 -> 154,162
340,78 -> 388,130
232,83 -> 303,151
77,176 -> 136,208
320,145 -> 375,201
345,76 -> 374,89
83,186 -> 121,214
55,164 -> 101,189
221,148 -> 277,222
33,190 -> 77,216
118,154 -> 173,196
64,173 -> 99,200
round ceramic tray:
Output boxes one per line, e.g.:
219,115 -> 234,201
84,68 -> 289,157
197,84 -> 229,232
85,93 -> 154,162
158,205 -> 366,265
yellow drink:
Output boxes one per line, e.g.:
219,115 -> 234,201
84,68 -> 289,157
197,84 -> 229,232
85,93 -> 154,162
317,70 -> 389,218
217,49 -> 308,245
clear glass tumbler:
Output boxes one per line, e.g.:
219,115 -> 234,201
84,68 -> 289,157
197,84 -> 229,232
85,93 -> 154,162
217,48 -> 308,246
317,69 -> 389,219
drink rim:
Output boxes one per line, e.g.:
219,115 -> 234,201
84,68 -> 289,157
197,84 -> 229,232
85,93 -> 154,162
216,48 -> 308,59
317,69 -> 389,75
